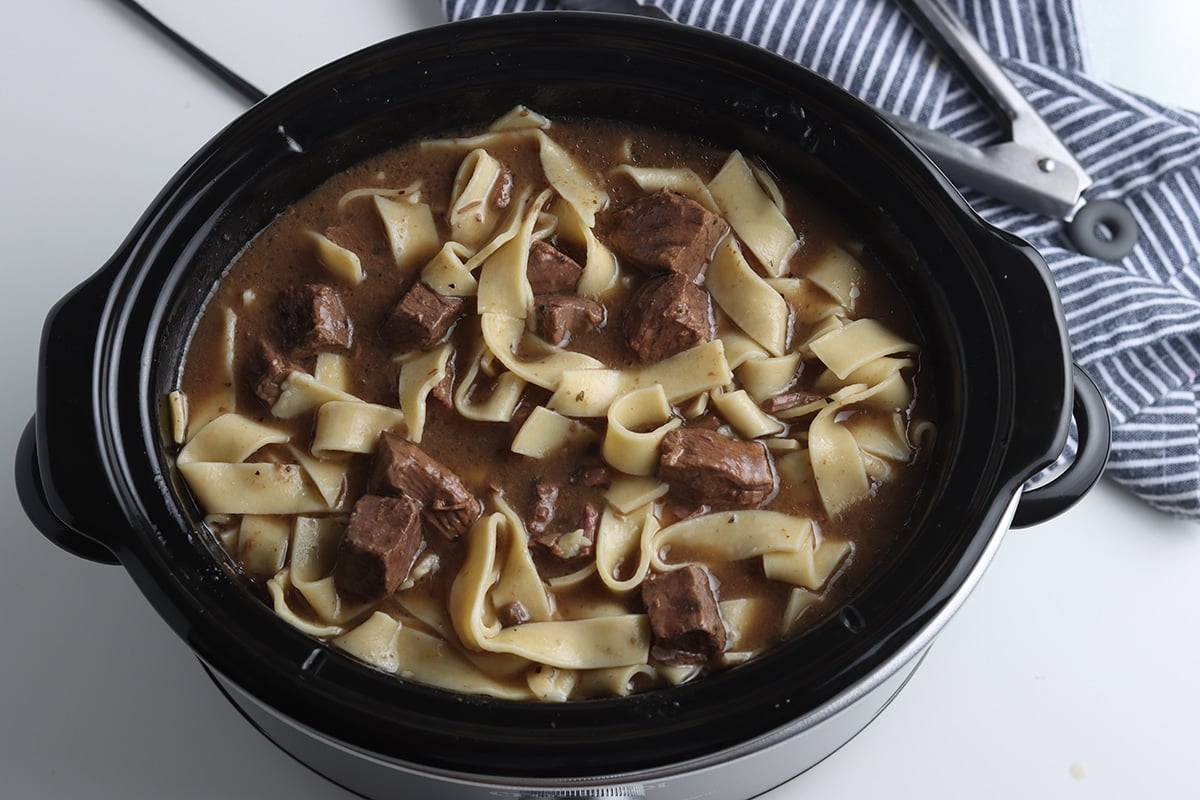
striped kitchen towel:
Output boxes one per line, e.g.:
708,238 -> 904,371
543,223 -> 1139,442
444,0 -> 1200,520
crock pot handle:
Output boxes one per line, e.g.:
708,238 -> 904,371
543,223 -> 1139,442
15,416 -> 120,565
1011,364 -> 1110,528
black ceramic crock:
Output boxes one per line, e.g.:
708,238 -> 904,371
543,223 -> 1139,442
15,13 -> 1110,800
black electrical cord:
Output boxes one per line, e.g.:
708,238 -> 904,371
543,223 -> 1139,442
110,0 -> 267,104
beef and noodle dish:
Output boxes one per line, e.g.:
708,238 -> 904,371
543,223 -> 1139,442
169,107 -> 935,701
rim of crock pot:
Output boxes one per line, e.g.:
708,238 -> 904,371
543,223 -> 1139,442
43,12 -> 1070,778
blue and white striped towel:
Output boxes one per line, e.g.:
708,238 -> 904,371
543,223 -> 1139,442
445,0 -> 1200,520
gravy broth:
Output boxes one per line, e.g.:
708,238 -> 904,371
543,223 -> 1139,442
172,108 -> 934,701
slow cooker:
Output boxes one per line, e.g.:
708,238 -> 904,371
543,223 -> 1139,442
14,13 -> 1109,800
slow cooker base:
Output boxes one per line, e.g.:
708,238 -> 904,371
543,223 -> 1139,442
202,652 -> 927,800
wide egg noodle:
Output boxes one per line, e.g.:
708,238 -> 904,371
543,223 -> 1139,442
804,244 -> 865,309
510,405 -> 599,458
335,179 -> 422,213
709,387 -> 785,439
594,503 -> 660,593
421,241 -> 479,297
607,164 -> 720,212
396,344 -> 453,444
761,535 -> 853,592
846,411 -> 913,461
308,229 -> 365,286
448,148 -> 506,249
477,187 -> 555,319
767,276 -> 845,325
236,515 -> 290,578
527,665 -> 578,702
480,312 -> 604,391
490,493 -> 556,622
287,444 -> 349,508
333,611 -> 534,700
548,339 -> 732,417
707,238 -> 790,357
708,150 -> 800,277
719,597 -> 772,662
807,376 -> 919,515
734,353 -> 802,403
177,414 -> 330,515
450,512 -> 651,669
550,196 -> 618,297
374,195 -> 441,276
177,413 -> 289,466
179,462 -> 329,515
807,386 -> 872,515
267,569 -> 344,637
650,510 -> 814,570
453,335 -> 528,423
313,353 -> 351,392
603,385 -> 683,476
575,663 -> 659,698
490,105 -> 552,132
808,318 -> 919,380
288,515 -> 367,626
271,371 -> 362,419
775,449 -> 821,507
167,390 -> 188,446
311,400 -> 406,458
535,130 -> 608,229
604,476 -> 670,515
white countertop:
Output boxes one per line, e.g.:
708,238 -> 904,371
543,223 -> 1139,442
2,2 -> 1198,798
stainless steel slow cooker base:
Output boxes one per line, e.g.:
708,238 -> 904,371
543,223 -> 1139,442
209,658 -> 917,800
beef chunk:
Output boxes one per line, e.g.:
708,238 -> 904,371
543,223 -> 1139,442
658,428 -> 776,509
249,339 -> 302,408
529,481 -> 561,535
527,240 -> 583,294
607,189 -> 729,279
532,502 -> 599,563
278,283 -> 353,357
760,390 -> 826,414
624,272 -> 713,362
498,601 -> 530,628
577,464 -> 612,488
642,565 -> 727,665
382,281 -> 465,351
537,294 -> 606,347
334,494 -> 423,599
371,431 -> 482,540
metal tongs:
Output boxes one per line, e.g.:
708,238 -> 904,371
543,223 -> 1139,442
564,0 -> 1139,261
885,0 -> 1137,260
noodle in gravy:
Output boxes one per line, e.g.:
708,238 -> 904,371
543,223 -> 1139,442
170,107 -> 935,701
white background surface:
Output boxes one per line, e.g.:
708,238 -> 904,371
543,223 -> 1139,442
2,1 -> 1198,798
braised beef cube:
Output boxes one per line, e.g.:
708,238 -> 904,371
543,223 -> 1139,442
624,272 -> 713,362
537,294 -> 606,347
578,465 -> 612,488
607,189 -> 729,279
250,339 -> 302,408
278,283 -> 353,357
761,390 -> 826,414
658,428 -> 776,509
527,240 -> 584,294
498,601 -> 530,628
333,494 -> 423,599
429,358 -> 456,408
642,565 -> 727,665
529,481 -> 561,535
372,431 -> 482,540
382,281 -> 465,351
